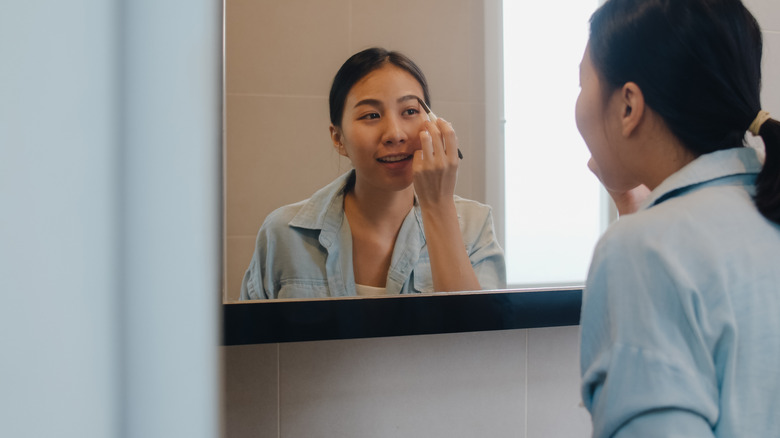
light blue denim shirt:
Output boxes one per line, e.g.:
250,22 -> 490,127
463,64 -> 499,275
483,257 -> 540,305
580,147 -> 780,437
240,170 -> 506,299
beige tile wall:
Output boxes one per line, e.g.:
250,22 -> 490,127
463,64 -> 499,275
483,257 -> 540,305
745,0 -> 780,114
224,0 -> 488,302
222,326 -> 592,438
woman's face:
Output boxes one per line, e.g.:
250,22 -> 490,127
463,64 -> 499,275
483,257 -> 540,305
331,64 -> 427,193
575,45 -> 636,193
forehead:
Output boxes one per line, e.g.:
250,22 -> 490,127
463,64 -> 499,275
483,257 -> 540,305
346,64 -> 423,102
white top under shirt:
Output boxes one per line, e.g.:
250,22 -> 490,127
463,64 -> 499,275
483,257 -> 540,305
355,284 -> 388,296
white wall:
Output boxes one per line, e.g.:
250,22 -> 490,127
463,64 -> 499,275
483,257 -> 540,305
1,3 -> 120,436
0,1 -> 221,437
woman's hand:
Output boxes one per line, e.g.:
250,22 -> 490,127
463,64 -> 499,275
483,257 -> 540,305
587,157 -> 651,216
412,118 -> 460,209
411,119 -> 480,292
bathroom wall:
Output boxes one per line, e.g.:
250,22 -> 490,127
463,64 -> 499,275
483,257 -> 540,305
221,0 -> 780,437
755,0 -> 780,113
222,326 -> 591,438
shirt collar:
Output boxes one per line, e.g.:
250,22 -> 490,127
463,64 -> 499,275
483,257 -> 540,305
288,170 -> 353,233
288,169 -> 433,248
641,147 -> 763,210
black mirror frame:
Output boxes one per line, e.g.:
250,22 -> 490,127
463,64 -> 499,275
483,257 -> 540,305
222,287 -> 582,345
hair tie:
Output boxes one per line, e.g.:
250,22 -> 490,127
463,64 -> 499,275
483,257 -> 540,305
748,110 -> 771,136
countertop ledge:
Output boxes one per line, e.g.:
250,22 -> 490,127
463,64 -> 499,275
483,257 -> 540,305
223,287 -> 582,345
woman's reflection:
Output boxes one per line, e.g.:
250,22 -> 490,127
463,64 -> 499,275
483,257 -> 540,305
240,48 -> 506,300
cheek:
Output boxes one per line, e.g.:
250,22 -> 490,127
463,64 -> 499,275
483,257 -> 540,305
575,93 -> 586,138
342,125 -> 374,149
409,118 -> 427,144
575,92 -> 598,150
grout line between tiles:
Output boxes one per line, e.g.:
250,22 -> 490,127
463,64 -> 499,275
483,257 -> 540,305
524,330 -> 529,438
224,95 -> 484,105
226,93 -> 328,99
226,234 -> 262,239
348,0 -> 353,53
277,343 -> 281,438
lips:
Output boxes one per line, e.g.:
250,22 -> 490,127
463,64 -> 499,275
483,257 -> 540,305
377,154 -> 413,163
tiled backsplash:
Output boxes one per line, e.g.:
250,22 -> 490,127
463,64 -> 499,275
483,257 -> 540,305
222,326 -> 591,438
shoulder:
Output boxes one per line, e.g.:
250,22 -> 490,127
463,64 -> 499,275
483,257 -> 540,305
253,200 -> 308,243
260,199 -> 308,230
450,196 -> 498,248
452,195 -> 494,222
603,182 -> 772,262
587,187 -> 762,311
590,205 -> 696,280
254,199 -> 326,248
587,207 -> 696,307
251,198 -> 328,267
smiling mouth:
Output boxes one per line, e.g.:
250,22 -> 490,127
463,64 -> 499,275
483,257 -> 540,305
377,154 -> 413,163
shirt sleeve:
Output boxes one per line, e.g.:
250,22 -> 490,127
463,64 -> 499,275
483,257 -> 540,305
239,224 -> 274,300
239,256 -> 264,300
467,208 -> 507,290
580,224 -> 720,438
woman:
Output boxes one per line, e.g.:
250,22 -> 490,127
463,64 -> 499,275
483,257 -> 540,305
241,48 -> 505,299
576,0 -> 780,436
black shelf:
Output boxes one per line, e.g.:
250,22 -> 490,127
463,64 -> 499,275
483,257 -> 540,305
223,288 -> 582,345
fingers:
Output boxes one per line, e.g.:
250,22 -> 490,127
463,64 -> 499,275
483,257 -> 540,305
413,132 -> 432,173
420,120 -> 441,161
420,129 -> 434,160
418,118 -> 458,163
437,118 -> 459,164
413,118 -> 459,207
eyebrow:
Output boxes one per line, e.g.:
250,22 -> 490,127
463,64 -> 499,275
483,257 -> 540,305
398,94 -> 421,104
353,94 -> 422,109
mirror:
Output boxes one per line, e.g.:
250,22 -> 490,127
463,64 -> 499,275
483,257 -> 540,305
222,0 -> 600,302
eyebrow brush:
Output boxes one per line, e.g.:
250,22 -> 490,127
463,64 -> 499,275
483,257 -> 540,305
417,97 -> 463,160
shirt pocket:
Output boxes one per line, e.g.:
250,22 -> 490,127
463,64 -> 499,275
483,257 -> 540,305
412,260 -> 434,293
277,279 -> 330,299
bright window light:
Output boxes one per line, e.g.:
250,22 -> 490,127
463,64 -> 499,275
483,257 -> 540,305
503,0 -> 607,287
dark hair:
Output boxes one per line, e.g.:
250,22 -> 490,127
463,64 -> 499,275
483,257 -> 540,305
328,47 -> 430,128
589,0 -> 780,224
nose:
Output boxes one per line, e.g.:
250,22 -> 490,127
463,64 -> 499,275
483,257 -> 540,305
381,114 -> 408,146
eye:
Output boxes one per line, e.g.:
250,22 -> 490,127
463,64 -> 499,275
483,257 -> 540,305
403,108 -> 420,116
359,112 -> 380,120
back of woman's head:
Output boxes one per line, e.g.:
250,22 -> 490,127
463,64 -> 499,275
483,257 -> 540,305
328,47 -> 430,128
589,0 -> 780,224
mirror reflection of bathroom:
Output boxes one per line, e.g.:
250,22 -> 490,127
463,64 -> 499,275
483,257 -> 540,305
223,0 -> 608,302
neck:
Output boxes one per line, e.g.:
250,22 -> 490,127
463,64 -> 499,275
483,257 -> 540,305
638,138 -> 696,191
629,114 -> 697,191
345,178 -> 414,231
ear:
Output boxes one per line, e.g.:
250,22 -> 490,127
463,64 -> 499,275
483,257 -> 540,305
619,82 -> 645,137
329,125 -> 348,157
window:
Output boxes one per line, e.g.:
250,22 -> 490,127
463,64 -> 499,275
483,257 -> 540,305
499,0 -> 609,287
